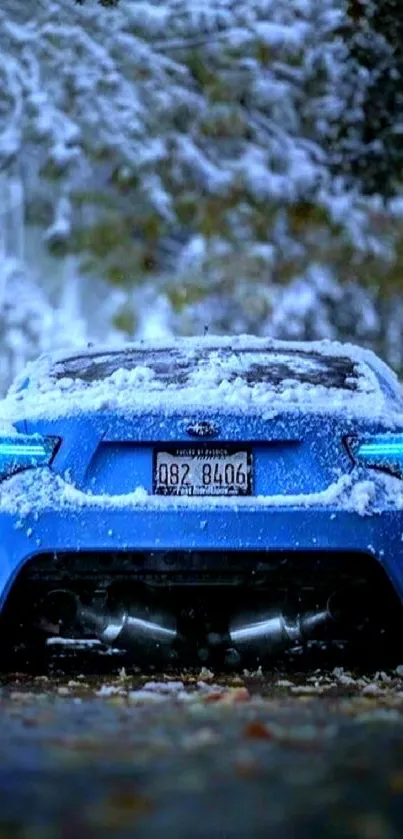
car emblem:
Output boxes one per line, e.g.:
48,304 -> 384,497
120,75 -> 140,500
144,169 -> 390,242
186,420 -> 220,438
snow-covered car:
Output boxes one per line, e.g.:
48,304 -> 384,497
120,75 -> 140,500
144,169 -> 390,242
1,336 -> 403,664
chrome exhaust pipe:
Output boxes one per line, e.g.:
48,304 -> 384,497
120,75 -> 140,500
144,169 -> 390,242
38,590 -> 179,651
77,602 -> 179,651
229,604 -> 334,656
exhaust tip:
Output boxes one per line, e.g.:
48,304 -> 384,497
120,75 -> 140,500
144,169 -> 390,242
229,606 -> 334,657
77,602 -> 179,651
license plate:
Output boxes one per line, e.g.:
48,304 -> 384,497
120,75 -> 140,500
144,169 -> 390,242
154,447 -> 252,496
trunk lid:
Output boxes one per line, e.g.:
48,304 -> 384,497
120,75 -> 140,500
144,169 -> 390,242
7,337 -> 403,500
21,409 -> 365,497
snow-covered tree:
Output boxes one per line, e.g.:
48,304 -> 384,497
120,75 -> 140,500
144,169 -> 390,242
0,7 -> 372,257
0,253 -> 91,394
340,0 -> 403,196
0,0 -> 402,391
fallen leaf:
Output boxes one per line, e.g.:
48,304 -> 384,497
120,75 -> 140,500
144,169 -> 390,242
243,720 -> 273,741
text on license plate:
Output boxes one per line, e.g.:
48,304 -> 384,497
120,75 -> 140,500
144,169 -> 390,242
154,447 -> 252,496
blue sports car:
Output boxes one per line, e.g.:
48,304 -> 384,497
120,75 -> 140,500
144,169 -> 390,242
1,336 -> 403,665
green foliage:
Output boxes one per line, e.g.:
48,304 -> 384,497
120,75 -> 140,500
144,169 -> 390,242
187,52 -> 216,89
113,307 -> 137,334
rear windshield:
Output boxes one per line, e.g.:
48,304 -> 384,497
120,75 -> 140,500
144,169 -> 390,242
51,348 -> 361,391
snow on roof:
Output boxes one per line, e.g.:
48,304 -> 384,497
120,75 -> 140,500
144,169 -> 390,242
0,336 -> 401,423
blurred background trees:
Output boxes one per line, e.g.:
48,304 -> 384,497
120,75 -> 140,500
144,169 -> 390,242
0,0 -> 402,393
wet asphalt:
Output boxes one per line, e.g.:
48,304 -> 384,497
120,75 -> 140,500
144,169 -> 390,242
2,647 -> 403,838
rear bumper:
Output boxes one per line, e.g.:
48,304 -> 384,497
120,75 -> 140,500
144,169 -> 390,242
1,504 -> 403,610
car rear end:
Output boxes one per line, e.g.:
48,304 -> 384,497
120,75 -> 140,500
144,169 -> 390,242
1,338 -> 403,664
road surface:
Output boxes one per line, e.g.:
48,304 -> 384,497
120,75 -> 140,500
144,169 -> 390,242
2,649 -> 403,838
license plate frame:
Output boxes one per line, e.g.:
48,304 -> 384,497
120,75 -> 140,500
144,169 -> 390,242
153,446 -> 252,497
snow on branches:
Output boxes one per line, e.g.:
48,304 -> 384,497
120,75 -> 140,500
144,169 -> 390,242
0,0 -> 402,390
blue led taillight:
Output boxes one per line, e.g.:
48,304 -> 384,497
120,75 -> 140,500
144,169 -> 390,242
0,434 -> 60,481
347,434 -> 403,478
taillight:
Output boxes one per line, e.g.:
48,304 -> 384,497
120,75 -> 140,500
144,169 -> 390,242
0,434 -> 60,481
346,434 -> 403,478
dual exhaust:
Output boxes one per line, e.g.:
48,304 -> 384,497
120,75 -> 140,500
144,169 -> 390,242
39,589 -> 340,657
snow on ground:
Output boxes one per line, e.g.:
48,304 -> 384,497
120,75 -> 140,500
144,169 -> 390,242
5,665 -> 403,708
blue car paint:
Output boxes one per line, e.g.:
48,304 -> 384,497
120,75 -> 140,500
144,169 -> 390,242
25,411 -> 355,494
1,403 -> 403,618
1,504 -> 403,608
2,335 -> 403,635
